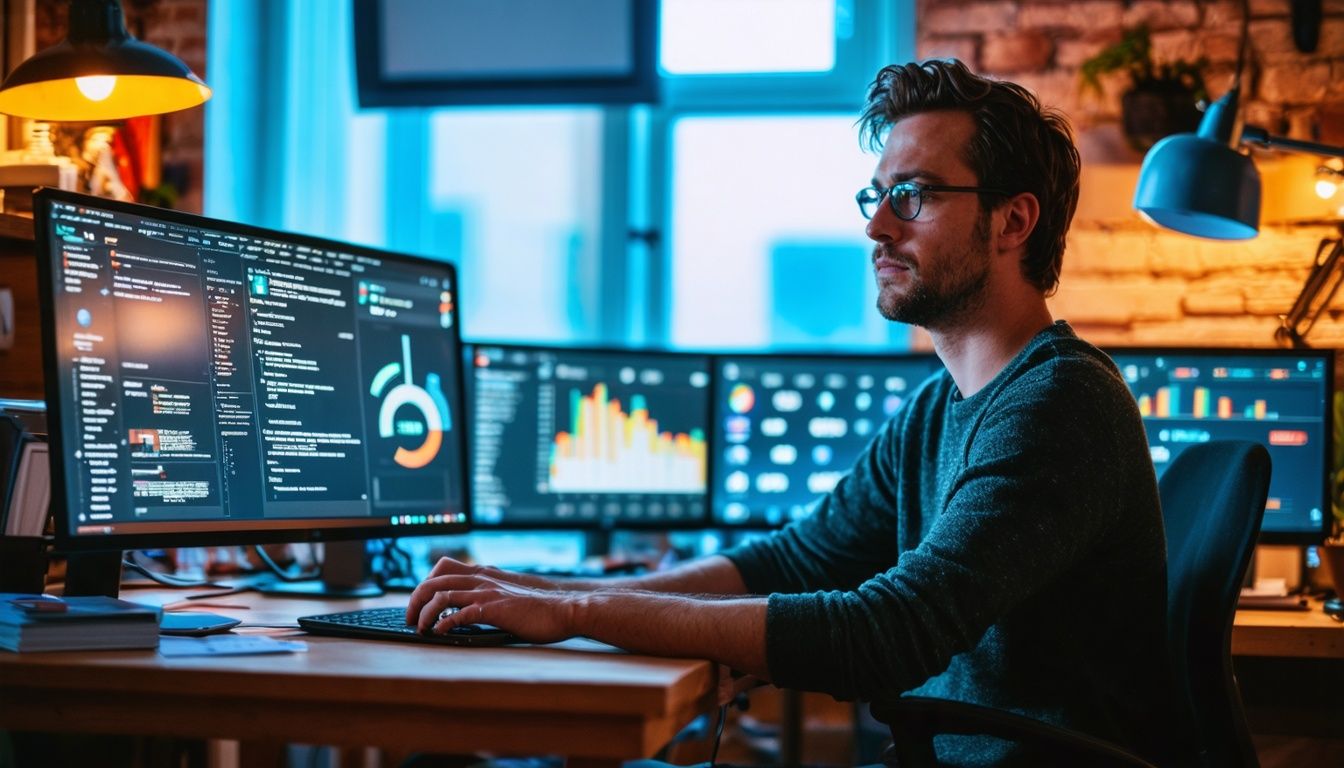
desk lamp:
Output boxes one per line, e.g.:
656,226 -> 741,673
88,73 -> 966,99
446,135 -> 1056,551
1131,0 -> 1344,347
0,0 -> 211,121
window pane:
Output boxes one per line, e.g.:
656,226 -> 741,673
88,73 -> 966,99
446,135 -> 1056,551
668,115 -> 907,349
428,109 -> 604,342
660,0 -> 836,75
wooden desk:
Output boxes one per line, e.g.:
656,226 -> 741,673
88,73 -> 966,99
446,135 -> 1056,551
1232,602 -> 1344,659
0,591 -> 720,767
1232,603 -> 1344,738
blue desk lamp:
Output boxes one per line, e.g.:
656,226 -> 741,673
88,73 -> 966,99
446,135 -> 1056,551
1132,0 -> 1344,346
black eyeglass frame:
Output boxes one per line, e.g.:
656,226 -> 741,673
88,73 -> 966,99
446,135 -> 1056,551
856,182 -> 1011,221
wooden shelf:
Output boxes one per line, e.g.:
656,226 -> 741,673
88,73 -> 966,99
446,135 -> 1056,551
0,212 -> 34,242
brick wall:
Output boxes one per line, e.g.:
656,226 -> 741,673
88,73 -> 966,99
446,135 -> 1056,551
36,0 -> 207,213
918,0 -> 1344,350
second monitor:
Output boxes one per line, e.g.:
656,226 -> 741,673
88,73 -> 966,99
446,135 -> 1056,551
712,353 -> 944,528
468,344 -> 712,528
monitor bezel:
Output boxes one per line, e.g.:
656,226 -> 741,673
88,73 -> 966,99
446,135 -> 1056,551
1103,345 -> 1336,546
707,349 -> 944,529
352,0 -> 660,108
35,188 -> 473,552
464,340 -> 714,531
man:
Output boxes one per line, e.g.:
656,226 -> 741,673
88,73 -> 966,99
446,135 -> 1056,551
407,60 -> 1176,764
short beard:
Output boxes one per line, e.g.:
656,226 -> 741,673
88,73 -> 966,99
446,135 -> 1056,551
877,210 -> 993,329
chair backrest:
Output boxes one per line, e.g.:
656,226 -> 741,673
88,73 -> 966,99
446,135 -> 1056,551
1161,440 -> 1270,768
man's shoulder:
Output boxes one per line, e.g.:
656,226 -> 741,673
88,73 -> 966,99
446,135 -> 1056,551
1003,333 -> 1123,397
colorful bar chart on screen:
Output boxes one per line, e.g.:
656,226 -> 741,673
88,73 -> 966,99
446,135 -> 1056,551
1108,349 -> 1333,542
549,384 -> 707,493
1135,385 -> 1274,420
467,344 -> 711,528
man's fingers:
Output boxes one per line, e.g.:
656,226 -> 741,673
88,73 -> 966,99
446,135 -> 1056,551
416,590 -> 462,633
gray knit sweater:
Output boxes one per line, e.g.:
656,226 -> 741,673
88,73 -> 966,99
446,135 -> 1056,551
724,321 -> 1176,764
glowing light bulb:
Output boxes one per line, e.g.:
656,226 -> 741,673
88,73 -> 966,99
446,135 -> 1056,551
75,76 -> 116,102
1316,178 -> 1340,200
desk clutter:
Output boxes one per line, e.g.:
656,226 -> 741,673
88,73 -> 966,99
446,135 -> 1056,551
0,592 -> 158,652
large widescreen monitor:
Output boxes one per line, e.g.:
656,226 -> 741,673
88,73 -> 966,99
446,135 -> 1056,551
35,190 -> 470,571
711,353 -> 943,528
467,344 -> 711,528
1107,348 -> 1334,544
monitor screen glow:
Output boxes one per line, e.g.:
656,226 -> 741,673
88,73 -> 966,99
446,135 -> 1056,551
1107,348 -> 1334,544
468,344 -> 711,528
36,190 -> 470,551
711,353 -> 943,528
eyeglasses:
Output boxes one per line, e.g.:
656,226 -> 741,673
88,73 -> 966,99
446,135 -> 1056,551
856,182 -> 1009,221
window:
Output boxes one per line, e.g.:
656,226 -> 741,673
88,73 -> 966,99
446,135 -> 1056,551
666,114 -> 905,349
660,0 -> 838,75
653,0 -> 914,350
427,109 -> 607,342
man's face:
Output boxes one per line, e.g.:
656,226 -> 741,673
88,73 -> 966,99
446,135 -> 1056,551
866,110 -> 995,330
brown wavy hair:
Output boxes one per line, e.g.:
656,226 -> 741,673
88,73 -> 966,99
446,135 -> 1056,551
859,59 -> 1080,296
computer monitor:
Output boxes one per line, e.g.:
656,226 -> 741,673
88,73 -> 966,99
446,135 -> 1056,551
711,352 -> 943,528
1107,348 -> 1334,544
467,343 -> 711,529
34,189 -> 470,595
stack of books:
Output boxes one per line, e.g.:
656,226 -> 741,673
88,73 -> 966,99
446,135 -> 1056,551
0,594 -> 160,652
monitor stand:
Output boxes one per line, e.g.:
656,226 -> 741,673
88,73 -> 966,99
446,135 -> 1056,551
62,550 -> 126,597
253,540 -> 384,599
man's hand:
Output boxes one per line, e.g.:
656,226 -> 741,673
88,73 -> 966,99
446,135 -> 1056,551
406,571 -> 581,644
422,556 -> 560,591
403,557 -> 769,679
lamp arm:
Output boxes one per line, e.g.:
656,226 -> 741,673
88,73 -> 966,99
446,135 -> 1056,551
1276,233 -> 1344,348
1241,126 -> 1344,159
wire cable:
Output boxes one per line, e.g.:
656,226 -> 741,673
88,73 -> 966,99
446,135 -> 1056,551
120,552 -> 230,589
252,544 -> 320,582
708,703 -> 729,767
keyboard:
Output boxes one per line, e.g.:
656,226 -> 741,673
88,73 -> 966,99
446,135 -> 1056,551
298,607 -> 520,646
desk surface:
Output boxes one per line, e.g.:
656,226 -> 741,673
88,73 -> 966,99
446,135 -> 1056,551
1,588 -> 1339,764
0,590 -> 719,766
1232,601 -> 1344,659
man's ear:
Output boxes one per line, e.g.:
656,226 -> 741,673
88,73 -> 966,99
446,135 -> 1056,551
996,192 -> 1040,252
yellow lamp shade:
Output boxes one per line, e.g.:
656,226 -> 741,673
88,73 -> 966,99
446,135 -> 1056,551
0,0 -> 210,121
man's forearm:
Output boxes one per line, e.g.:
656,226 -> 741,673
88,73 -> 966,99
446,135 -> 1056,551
573,589 -> 770,679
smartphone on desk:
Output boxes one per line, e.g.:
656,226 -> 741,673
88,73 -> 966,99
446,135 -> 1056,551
160,612 -> 242,636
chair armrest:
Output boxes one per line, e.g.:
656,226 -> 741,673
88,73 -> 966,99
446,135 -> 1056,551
871,697 -> 1158,768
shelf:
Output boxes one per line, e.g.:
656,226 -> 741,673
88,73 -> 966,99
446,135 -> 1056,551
0,213 -> 33,242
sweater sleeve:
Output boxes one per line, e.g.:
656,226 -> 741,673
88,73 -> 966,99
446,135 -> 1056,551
758,360 -> 1136,701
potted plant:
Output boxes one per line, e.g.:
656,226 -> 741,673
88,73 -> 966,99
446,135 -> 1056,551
1079,26 -> 1208,152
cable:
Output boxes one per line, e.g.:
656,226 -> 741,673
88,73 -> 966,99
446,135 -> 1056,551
120,555 -> 230,589
708,703 -> 729,767
252,544 -> 320,582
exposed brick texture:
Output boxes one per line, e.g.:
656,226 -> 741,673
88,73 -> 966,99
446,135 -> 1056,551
981,30 -> 1055,72
919,0 -> 1344,358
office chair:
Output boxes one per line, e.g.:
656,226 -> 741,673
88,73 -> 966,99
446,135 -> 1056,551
871,440 -> 1271,767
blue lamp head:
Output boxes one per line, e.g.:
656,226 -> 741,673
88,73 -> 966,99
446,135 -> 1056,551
1132,89 -> 1261,240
